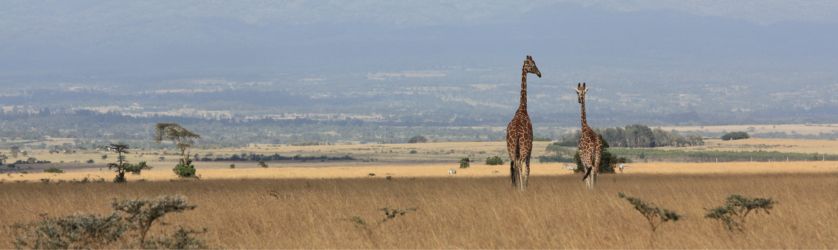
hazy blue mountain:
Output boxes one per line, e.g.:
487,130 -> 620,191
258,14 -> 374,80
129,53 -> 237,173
1,1 -> 837,144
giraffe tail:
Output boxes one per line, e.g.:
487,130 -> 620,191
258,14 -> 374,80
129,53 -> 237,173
581,166 -> 592,181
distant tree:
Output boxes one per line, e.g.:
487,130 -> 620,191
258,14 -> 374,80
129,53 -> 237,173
721,131 -> 750,141
10,146 -> 20,158
407,135 -> 428,144
154,123 -> 200,178
154,123 -> 200,163
106,144 -> 150,183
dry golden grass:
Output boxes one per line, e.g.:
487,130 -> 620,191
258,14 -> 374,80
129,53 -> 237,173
1,174 -> 837,248
6,161 -> 838,183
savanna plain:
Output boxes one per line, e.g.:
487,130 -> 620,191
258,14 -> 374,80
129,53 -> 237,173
1,137 -> 838,248
1,174 -> 837,248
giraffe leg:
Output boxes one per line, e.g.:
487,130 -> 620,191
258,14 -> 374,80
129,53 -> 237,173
510,159 -> 517,187
516,159 -> 526,190
524,157 -> 531,188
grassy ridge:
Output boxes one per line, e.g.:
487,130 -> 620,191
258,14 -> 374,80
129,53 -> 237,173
2,174 -> 837,248
609,148 -> 838,162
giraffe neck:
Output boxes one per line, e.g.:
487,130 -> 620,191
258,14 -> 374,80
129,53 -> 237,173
519,68 -> 527,110
580,97 -> 589,129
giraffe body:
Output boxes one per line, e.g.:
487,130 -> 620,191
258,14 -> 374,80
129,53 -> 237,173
506,55 -> 540,190
576,82 -> 603,189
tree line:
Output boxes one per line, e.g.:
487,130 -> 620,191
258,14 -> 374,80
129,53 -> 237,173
555,124 -> 704,148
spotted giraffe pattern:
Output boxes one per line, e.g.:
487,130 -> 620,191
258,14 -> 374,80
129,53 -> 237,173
506,55 -> 541,190
576,82 -> 603,189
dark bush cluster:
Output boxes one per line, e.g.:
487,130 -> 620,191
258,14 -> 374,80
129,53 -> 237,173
485,156 -> 504,165
705,194 -> 776,231
459,158 -> 470,169
618,192 -> 681,232
556,124 -> 704,148
407,135 -> 428,143
721,131 -> 750,141
13,195 -> 206,249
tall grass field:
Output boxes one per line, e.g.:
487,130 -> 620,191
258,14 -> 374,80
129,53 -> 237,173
1,174 -> 836,248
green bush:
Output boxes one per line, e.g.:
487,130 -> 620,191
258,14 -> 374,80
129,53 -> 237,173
485,156 -> 504,165
43,167 -> 64,174
13,213 -> 126,249
258,161 -> 269,168
459,158 -> 470,169
173,162 -> 197,178
407,135 -> 428,143
705,194 -> 776,231
13,195 -> 206,249
721,131 -> 750,141
229,164 -> 236,169
618,192 -> 681,232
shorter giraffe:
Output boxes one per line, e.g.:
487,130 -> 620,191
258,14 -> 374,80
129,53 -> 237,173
575,82 -> 602,189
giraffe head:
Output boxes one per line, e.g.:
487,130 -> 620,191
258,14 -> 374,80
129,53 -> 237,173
575,82 -> 588,104
523,55 -> 541,78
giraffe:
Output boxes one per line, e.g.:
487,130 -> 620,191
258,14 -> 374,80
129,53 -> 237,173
506,55 -> 541,190
575,82 -> 602,189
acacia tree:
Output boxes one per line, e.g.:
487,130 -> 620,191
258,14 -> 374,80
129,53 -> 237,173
106,144 -> 150,183
154,123 -> 200,178
154,123 -> 200,162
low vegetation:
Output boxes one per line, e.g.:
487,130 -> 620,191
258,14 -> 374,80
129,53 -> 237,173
485,156 -> 504,165
554,124 -> 704,148
618,192 -> 681,232
12,195 -> 206,249
198,153 -> 354,162
106,144 -> 151,183
407,135 -> 428,144
721,131 -> 750,141
43,167 -> 64,174
1,174 -> 834,248
459,157 -> 470,169
705,194 -> 776,231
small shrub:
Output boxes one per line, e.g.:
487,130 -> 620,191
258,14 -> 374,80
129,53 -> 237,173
146,227 -> 207,249
705,194 -> 776,231
485,156 -> 504,165
721,131 -> 750,141
13,195 -> 206,249
86,159 -> 95,164
112,195 -> 197,246
459,158 -> 470,169
409,149 -> 418,154
258,161 -> 268,168
229,164 -> 236,169
43,167 -> 64,174
618,192 -> 681,232
407,135 -> 428,143
13,213 -> 127,249
173,162 -> 197,178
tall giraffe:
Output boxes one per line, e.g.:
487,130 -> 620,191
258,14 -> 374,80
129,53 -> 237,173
506,55 -> 541,190
575,82 -> 602,189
